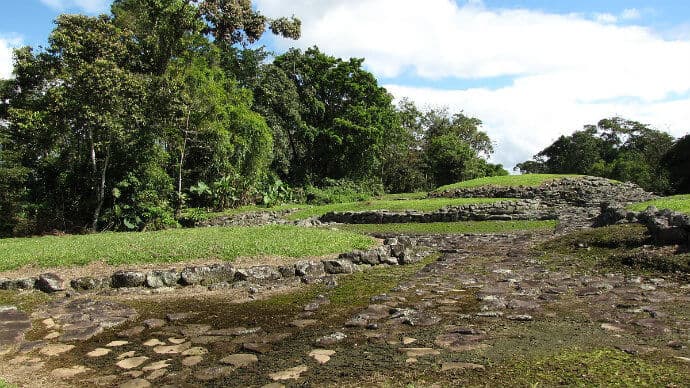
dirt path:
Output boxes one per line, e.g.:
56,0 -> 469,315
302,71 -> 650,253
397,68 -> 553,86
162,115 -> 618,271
1,230 -> 689,387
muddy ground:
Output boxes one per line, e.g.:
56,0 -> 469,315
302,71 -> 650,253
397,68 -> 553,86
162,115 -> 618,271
1,225 -> 689,387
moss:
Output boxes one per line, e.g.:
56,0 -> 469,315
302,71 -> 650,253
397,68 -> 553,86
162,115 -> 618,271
0,291 -> 52,314
507,348 -> 689,387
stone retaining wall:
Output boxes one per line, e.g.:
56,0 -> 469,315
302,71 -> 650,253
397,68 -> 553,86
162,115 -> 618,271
596,204 -> 690,245
318,200 -> 556,224
430,176 -> 655,207
0,238 -> 426,294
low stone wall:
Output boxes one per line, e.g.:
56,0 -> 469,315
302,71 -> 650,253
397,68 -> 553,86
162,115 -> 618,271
318,200 -> 556,224
596,204 -> 690,245
0,238 -> 426,294
430,176 -> 655,207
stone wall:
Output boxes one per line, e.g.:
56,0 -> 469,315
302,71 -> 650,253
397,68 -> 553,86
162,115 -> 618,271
596,204 -> 690,245
318,200 -> 556,224
0,238 -> 426,294
430,176 -> 655,207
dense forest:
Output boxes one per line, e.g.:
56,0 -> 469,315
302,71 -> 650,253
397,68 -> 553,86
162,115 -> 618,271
0,0 -> 507,236
0,0 -> 687,237
515,118 -> 690,195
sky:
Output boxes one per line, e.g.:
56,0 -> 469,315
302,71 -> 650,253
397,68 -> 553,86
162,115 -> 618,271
1,0 -> 690,170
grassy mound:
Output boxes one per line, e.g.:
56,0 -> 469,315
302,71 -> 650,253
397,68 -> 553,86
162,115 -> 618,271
337,220 -> 557,235
0,225 -> 375,271
628,194 -> 690,214
433,174 -> 584,193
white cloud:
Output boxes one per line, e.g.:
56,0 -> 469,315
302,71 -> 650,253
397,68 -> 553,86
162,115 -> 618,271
40,0 -> 110,14
595,13 -> 618,24
255,0 -> 690,169
0,36 -> 22,79
621,8 -> 642,21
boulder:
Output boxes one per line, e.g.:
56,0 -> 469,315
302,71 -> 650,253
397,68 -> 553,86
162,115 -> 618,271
36,273 -> 65,293
180,264 -> 235,286
110,271 -> 146,288
294,261 -> 325,278
145,270 -> 180,288
71,277 -> 104,291
322,260 -> 355,274
235,266 -> 282,283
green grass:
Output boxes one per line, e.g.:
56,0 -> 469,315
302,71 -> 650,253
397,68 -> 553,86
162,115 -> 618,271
284,197 -> 514,220
433,174 -> 585,193
0,379 -> 15,388
336,220 -> 557,234
508,348 -> 689,386
0,225 -> 375,271
628,194 -> 690,214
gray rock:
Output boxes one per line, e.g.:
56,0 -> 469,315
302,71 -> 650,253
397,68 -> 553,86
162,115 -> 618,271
36,273 -> 65,293
235,266 -> 282,283
111,271 -> 146,288
315,332 -> 347,347
71,277 -> 103,291
360,250 -> 381,265
322,260 -> 355,274
338,250 -> 364,264
180,264 -> 235,286
294,261 -> 325,278
145,270 -> 180,288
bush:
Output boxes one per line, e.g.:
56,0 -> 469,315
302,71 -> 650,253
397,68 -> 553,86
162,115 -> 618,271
304,178 -> 384,205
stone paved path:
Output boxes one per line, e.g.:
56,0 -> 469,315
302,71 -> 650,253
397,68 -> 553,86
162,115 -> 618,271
1,231 -> 689,387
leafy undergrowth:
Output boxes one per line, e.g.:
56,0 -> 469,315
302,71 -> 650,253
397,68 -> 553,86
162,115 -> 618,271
432,173 -> 585,193
505,348 -> 688,387
0,225 -> 374,271
628,194 -> 690,214
337,220 -> 557,235
538,224 -> 689,274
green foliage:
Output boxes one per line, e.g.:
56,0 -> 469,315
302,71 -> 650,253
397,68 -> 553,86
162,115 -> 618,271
516,117 -> 675,193
259,175 -> 295,207
663,134 -> 690,194
304,179 -> 384,205
433,174 -> 584,193
627,194 -> 690,214
0,225 -> 374,271
338,220 -> 557,235
272,47 -> 399,184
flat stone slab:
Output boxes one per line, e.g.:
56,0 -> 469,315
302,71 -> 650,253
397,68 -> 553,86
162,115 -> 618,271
87,348 -> 112,357
116,356 -> 149,370
220,353 -> 259,367
309,349 -> 336,364
51,365 -> 91,379
0,306 -> 31,353
269,365 -> 309,381
39,343 -> 75,356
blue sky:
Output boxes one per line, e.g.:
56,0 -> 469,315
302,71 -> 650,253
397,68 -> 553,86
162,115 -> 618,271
2,0 -> 690,169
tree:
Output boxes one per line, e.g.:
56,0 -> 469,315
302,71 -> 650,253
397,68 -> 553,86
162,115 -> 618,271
664,134 -> 690,194
272,47 -> 399,184
420,107 -> 505,187
516,117 -> 675,193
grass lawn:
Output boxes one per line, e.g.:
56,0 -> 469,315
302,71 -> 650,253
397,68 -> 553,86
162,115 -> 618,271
627,194 -> 690,214
336,220 -> 557,235
433,174 -> 585,193
0,225 -> 375,272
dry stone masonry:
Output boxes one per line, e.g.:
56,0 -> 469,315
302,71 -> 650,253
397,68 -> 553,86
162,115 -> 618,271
0,238 -> 427,294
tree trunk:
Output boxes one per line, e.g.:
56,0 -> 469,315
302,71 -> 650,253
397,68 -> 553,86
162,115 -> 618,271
176,109 -> 191,217
91,146 -> 109,232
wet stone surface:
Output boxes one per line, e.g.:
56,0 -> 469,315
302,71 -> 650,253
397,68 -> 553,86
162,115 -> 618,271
0,229 -> 689,386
